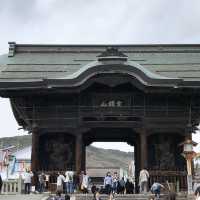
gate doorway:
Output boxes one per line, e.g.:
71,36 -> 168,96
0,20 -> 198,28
82,128 -> 139,191
86,142 -> 135,187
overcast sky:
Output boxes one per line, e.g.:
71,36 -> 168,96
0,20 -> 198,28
0,0 -> 200,152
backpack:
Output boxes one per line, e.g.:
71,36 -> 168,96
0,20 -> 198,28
69,174 -> 73,181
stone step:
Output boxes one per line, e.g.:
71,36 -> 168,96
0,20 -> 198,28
74,194 -> 193,200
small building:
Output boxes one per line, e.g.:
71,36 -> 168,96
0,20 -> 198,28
0,146 -> 16,180
12,146 -> 31,178
0,146 -> 31,180
87,167 -> 128,185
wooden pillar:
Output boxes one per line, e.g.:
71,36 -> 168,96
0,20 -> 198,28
31,129 -> 39,172
76,134 -> 83,174
31,128 -> 39,186
140,129 -> 148,169
81,143 -> 86,172
135,141 -> 140,193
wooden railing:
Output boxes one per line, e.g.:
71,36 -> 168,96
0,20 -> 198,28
1,177 -> 22,194
149,170 -> 187,192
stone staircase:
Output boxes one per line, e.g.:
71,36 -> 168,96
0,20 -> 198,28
74,194 -> 194,200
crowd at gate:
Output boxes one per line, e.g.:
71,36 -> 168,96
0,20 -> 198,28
20,168 -> 177,200
23,170 -> 135,195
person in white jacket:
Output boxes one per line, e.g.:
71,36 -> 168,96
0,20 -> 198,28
57,172 -> 65,192
24,170 -> 33,194
81,172 -> 90,193
139,168 -> 149,193
64,170 -> 74,194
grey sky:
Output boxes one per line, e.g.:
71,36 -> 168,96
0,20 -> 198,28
0,0 -> 200,151
1,0 -> 200,54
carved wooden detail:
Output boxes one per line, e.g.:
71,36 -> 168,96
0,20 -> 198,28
38,133 -> 75,171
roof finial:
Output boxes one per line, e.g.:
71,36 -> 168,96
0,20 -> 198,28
97,47 -> 128,62
98,47 -> 127,57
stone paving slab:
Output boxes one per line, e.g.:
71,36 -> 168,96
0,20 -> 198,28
0,194 -> 49,200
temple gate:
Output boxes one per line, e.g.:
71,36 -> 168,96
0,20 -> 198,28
1,43 -> 200,190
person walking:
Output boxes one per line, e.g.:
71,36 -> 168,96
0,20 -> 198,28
45,173 -> 50,191
139,168 -> 149,193
57,172 -> 65,193
125,178 -> 134,194
150,182 -> 165,199
38,172 -> 45,193
112,172 -> 118,194
24,169 -> 33,194
118,177 -> 125,194
81,171 -> 90,193
104,172 -> 113,195
65,170 -> 74,194
78,171 -> 84,191
91,183 -> 97,198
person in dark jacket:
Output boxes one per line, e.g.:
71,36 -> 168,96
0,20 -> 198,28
118,177 -> 125,194
91,183 -> 97,199
125,179 -> 134,194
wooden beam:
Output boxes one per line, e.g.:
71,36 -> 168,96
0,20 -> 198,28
31,129 -> 39,171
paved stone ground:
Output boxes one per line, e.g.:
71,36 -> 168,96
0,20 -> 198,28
0,194 -> 49,200
0,193 -> 194,200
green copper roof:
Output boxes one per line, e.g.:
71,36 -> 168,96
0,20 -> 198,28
1,43 -> 200,89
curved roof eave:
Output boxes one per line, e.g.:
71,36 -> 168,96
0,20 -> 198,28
58,61 -> 177,80
45,60 -> 183,87
0,59 -> 185,91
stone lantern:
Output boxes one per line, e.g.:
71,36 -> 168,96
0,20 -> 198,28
180,139 -> 197,195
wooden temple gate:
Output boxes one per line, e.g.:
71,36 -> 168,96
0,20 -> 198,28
1,43 -> 200,191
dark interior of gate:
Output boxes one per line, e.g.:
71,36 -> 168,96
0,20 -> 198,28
2,44 -> 200,192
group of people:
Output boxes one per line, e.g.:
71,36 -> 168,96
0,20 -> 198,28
56,170 -> 134,196
6,167 -> 200,200
21,169 -> 90,195
139,168 -> 175,200
56,170 -> 92,194
56,171 -> 76,194
24,170 -> 50,194
22,168 -> 173,199
103,171 -> 134,195
47,169 -> 171,198
102,170 -> 176,200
